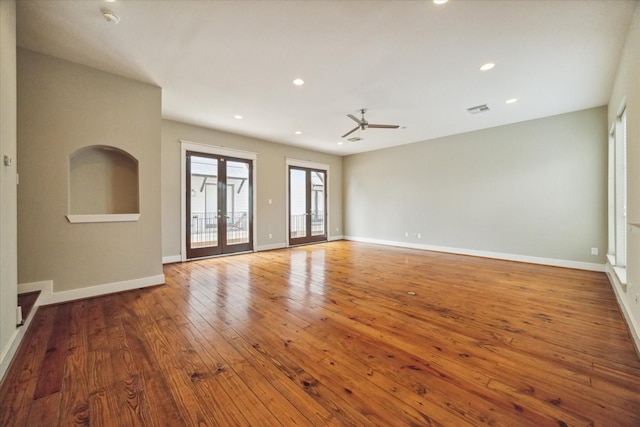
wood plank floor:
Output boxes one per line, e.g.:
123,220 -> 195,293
1,241 -> 639,426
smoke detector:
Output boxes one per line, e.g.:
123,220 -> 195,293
101,8 -> 121,24
467,104 -> 490,114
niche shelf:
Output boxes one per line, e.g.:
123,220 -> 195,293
67,145 -> 140,223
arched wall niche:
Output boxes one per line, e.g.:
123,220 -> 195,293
67,145 -> 140,223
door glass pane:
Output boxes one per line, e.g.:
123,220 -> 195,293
290,168 -> 307,238
311,171 -> 325,236
190,156 -> 218,248
226,160 -> 250,245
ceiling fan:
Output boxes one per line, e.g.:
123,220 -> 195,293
342,109 -> 400,138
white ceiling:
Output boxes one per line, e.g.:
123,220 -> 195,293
16,0 -> 636,155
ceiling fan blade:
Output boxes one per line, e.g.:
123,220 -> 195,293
347,114 -> 363,125
368,124 -> 400,129
341,126 -> 360,138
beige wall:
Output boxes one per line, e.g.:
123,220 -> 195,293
608,4 -> 640,350
17,49 -> 163,292
162,119 -> 343,258
344,106 -> 608,266
0,0 -> 18,377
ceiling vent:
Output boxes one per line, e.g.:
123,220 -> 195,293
467,104 -> 490,114
348,137 -> 363,142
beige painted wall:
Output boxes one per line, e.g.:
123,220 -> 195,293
162,119 -> 343,258
608,4 -> 640,349
17,49 -> 163,291
344,106 -> 607,265
0,0 -> 18,376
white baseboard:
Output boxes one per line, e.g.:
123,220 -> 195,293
0,302 -> 39,384
606,263 -> 640,357
162,255 -> 181,264
329,235 -> 344,241
3,275 -> 164,383
18,274 -> 165,306
344,236 -> 606,272
256,243 -> 286,252
17,280 -> 54,294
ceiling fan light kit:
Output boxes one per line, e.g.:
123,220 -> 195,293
341,109 -> 400,138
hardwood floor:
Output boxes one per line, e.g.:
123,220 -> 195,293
1,241 -> 639,426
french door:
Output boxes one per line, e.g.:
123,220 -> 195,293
186,151 -> 252,259
289,166 -> 327,245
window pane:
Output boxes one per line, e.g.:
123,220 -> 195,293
190,156 -> 218,249
290,169 -> 307,238
311,171 -> 325,236
226,160 -> 250,245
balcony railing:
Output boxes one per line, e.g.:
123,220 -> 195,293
290,212 -> 324,238
190,212 -> 248,247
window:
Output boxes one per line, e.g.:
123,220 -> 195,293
608,107 -> 627,281
286,158 -> 329,246
180,141 -> 256,261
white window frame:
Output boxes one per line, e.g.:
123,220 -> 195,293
608,105 -> 627,284
607,127 -> 615,262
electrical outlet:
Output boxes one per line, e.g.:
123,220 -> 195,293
591,247 -> 599,255
336,227 -> 339,232
417,233 -> 422,239
405,232 -> 409,237
268,233 -> 272,239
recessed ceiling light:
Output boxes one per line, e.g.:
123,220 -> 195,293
295,131 -> 302,135
337,142 -> 344,145
480,63 -> 495,71
292,78 -> 304,86
105,0 -> 116,3
234,115 -> 243,119
433,0 -> 448,4
101,8 -> 120,24
506,98 -> 518,104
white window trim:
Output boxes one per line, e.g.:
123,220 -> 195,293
607,126 -> 615,258
607,104 -> 627,287
615,109 -> 627,268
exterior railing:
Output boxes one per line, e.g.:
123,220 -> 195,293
190,212 -> 248,246
290,212 -> 324,238
190,211 -> 324,245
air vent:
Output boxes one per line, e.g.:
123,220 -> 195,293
348,137 -> 363,142
467,104 -> 490,114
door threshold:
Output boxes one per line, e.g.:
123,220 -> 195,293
185,250 -> 254,262
287,240 -> 328,248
